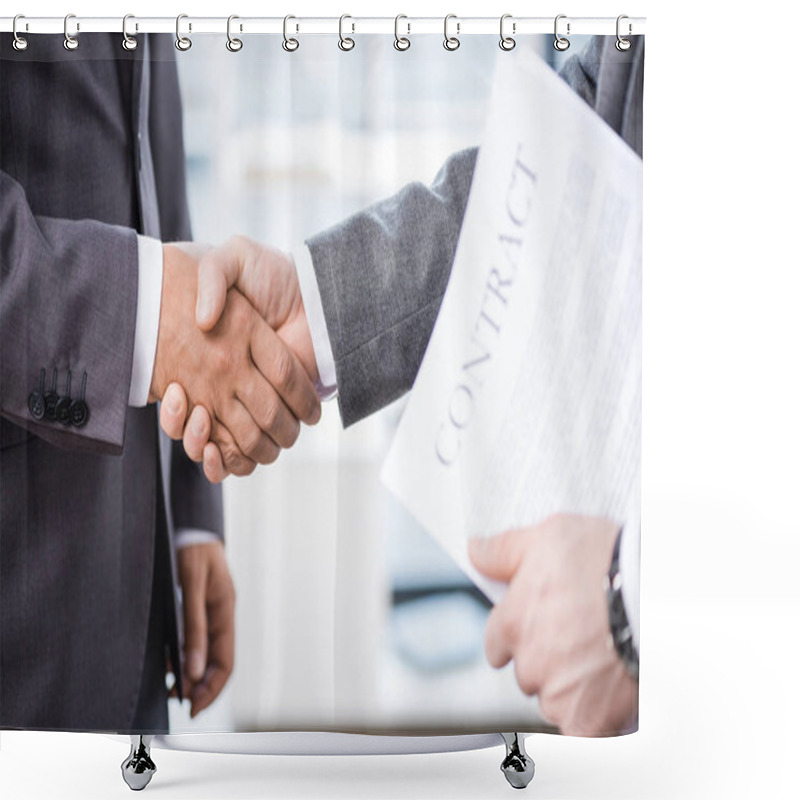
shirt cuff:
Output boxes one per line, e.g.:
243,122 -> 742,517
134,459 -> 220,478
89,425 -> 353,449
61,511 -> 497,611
129,235 -> 164,407
174,528 -> 224,550
292,244 -> 338,401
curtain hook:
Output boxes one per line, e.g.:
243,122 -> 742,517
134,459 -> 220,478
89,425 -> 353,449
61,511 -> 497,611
394,14 -> 410,51
616,14 -> 632,51
12,14 -> 29,51
122,14 -> 138,51
499,14 -> 516,51
443,13 -> 460,51
553,14 -> 570,51
63,13 -> 79,51
283,15 -> 299,52
175,13 -> 192,51
338,14 -> 355,51
226,15 -> 243,52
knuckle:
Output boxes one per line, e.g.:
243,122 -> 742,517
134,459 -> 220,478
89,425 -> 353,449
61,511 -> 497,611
240,426 -> 264,459
259,400 -> 280,433
272,348 -> 293,391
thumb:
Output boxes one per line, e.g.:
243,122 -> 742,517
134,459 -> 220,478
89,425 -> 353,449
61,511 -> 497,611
195,237 -> 251,331
182,562 -> 209,684
468,528 -> 531,583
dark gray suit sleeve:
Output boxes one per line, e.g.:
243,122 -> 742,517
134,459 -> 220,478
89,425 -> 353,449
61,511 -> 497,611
0,170 -> 139,454
306,147 -> 478,427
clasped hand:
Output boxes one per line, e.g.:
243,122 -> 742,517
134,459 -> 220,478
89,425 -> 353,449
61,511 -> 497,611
150,239 -> 320,479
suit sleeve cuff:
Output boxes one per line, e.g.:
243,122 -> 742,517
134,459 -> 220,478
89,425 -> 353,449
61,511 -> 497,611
293,244 -> 338,401
174,528 -> 224,550
129,235 -> 163,407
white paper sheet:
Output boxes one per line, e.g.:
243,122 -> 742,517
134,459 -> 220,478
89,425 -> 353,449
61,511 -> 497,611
381,51 -> 642,604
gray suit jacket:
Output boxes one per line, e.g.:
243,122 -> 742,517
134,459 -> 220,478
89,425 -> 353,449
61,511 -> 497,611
307,37 -> 643,427
0,34 -> 222,731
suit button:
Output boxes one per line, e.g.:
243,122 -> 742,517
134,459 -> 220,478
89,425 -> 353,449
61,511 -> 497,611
55,396 -> 72,425
56,369 -> 74,426
70,399 -> 89,428
28,367 -> 46,420
28,392 -> 45,420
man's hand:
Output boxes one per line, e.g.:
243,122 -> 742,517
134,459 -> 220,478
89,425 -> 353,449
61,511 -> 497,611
176,541 -> 236,719
469,514 -> 638,737
159,237 -> 319,481
153,243 -> 321,477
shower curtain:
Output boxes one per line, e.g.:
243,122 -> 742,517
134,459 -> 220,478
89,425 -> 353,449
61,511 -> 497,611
0,19 -> 643,745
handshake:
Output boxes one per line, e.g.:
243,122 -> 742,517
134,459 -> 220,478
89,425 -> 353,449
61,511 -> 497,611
150,237 -> 321,482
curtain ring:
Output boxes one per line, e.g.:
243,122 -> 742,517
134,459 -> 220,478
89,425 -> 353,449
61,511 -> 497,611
283,15 -> 299,52
175,14 -> 192,51
226,15 -> 243,52
616,14 -> 632,51
499,14 -> 516,51
394,14 -> 410,51
338,14 -> 355,51
63,13 -> 79,51
443,14 -> 460,51
553,14 -> 570,51
122,14 -> 138,51
12,14 -> 28,51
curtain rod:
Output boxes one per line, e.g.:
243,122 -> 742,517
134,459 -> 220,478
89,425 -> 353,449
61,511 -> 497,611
1,16 -> 646,37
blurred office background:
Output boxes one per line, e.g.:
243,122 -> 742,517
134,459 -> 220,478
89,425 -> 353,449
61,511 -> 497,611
168,33 -> 582,733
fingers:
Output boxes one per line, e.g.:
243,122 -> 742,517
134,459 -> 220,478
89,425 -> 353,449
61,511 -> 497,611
483,603 -> 516,670
249,318 -> 321,426
190,564 -> 235,718
181,558 -> 209,692
236,372 -> 301,450
182,405 -> 213,462
468,528 -> 531,583
160,383 -> 189,439
196,236 -> 256,331
202,441 -> 229,483
221,398 -> 282,465
209,418 -> 257,477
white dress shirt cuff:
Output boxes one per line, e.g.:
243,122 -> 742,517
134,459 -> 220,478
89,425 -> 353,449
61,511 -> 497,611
129,235 -> 163,407
292,244 -> 338,401
174,528 -> 224,550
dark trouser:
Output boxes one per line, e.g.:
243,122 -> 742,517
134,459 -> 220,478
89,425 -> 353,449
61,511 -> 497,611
130,483 -> 171,734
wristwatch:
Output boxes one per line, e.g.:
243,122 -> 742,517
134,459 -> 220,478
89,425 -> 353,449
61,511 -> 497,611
604,527 -> 639,681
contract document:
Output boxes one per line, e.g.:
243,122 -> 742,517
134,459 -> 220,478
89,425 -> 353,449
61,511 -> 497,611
381,50 -> 643,604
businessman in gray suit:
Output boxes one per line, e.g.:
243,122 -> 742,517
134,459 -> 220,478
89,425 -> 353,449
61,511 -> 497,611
162,35 -> 643,736
0,33 -> 319,732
